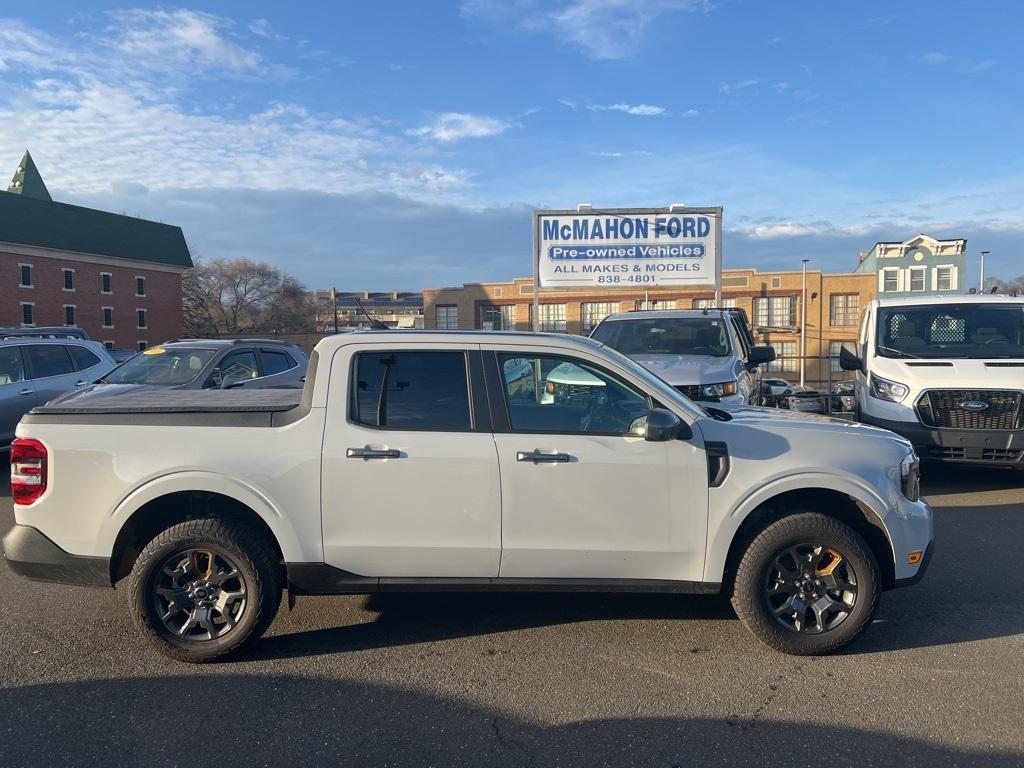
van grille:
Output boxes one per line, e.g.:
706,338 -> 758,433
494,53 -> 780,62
926,446 -> 1022,463
916,390 -> 1024,430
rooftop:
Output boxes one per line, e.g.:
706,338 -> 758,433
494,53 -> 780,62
1,152 -> 193,269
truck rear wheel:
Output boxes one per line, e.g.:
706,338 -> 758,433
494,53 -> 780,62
731,512 -> 880,655
128,518 -> 282,662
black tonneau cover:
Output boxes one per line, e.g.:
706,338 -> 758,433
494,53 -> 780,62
24,389 -> 305,427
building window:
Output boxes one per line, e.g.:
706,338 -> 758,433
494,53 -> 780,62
19,264 -> 32,287
581,302 -> 618,333
937,266 -> 954,291
692,298 -> 736,309
64,305 -> 76,326
480,304 -> 515,331
21,302 -> 34,326
63,269 -> 75,291
104,341 -> 115,351
764,341 -> 797,372
909,267 -> 926,292
135,276 -> 146,297
138,341 -> 148,352
829,294 -> 860,326
101,272 -> 112,294
829,341 -> 845,372
136,309 -> 147,329
102,307 -> 114,328
881,269 -> 898,293
753,296 -> 795,327
435,305 -> 458,329
634,299 -> 677,311
536,303 -> 567,332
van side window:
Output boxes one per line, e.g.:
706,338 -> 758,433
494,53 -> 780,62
351,351 -> 471,430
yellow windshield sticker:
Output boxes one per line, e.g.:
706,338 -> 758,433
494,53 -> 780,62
142,347 -> 167,355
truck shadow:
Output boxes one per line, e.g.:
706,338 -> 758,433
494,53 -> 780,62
1,674 -> 1019,767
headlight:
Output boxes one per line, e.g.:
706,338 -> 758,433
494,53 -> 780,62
900,452 -> 921,502
869,373 -> 909,402
700,380 -> 738,399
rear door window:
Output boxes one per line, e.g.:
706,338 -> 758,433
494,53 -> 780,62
68,345 -> 102,371
350,351 -> 471,430
261,349 -> 296,375
209,350 -> 260,387
0,347 -> 25,384
25,345 -> 75,379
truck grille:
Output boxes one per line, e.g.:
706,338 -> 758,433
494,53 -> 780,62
675,385 -> 702,400
916,390 -> 1024,430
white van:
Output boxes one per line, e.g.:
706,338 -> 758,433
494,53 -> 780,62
841,295 -> 1024,466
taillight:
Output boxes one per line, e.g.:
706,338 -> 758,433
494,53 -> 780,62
11,437 -> 47,505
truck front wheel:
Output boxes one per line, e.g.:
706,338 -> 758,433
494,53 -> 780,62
128,518 -> 282,662
731,512 -> 880,655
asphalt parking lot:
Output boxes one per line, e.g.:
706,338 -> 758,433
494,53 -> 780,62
1,465 -> 1022,768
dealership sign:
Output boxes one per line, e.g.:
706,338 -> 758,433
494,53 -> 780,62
533,206 -> 721,289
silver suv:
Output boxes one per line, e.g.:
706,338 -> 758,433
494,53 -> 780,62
0,338 -> 117,447
590,308 -> 775,404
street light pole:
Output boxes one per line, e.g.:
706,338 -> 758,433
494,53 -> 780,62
800,259 -> 810,388
980,251 -> 989,292
331,287 -> 339,333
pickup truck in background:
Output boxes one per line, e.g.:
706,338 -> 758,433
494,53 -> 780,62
3,331 -> 932,661
589,308 -> 775,405
842,295 -> 1024,466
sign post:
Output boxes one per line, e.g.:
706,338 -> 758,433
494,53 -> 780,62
531,206 -> 722,331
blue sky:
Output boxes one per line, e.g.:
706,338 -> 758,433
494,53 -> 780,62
1,1 -> 1021,289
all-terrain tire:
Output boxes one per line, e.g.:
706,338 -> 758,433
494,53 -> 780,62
731,512 -> 881,655
129,517 -> 282,663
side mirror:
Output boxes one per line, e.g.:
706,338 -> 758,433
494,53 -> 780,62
746,345 -> 776,370
221,373 -> 247,389
839,342 -> 864,373
642,408 -> 690,442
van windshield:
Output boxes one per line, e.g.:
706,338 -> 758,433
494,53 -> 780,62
591,317 -> 732,357
876,303 -> 1024,359
103,348 -> 217,385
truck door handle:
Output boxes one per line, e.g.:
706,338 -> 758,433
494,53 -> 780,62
517,450 -> 573,464
18,389 -> 32,396
74,380 -> 87,387
347,447 -> 402,460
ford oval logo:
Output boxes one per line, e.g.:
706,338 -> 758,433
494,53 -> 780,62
959,400 -> 990,411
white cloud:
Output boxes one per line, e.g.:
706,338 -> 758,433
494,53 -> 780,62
719,79 -> 759,94
464,0 -> 710,60
741,221 -> 874,240
105,9 -> 262,73
0,19 -> 473,203
683,109 -> 699,117
920,51 -> 994,74
408,112 -> 511,142
589,102 -> 665,116
247,19 -> 274,38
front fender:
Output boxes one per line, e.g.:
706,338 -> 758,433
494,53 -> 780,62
99,471 -> 313,564
704,471 -> 895,583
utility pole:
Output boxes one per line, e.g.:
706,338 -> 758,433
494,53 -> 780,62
800,259 -> 810,387
331,287 -> 339,333
980,251 -> 989,292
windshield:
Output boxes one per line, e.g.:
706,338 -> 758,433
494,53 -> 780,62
877,303 -> 1024,359
591,317 -> 732,357
102,348 -> 218,385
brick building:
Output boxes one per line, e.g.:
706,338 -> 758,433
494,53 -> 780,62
423,267 -> 876,384
1,151 -> 192,351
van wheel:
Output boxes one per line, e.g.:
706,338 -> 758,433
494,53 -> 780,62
731,512 -> 880,655
129,518 -> 282,662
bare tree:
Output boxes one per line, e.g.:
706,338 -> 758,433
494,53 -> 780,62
182,257 -> 317,336
984,275 -> 1024,295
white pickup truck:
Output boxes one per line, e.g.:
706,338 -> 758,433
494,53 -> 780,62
3,331 -> 933,661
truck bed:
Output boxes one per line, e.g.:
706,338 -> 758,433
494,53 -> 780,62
24,389 -> 305,427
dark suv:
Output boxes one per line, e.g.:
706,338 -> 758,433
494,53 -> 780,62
52,339 -> 308,404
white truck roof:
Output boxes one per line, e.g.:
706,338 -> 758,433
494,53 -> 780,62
871,294 -> 1024,308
